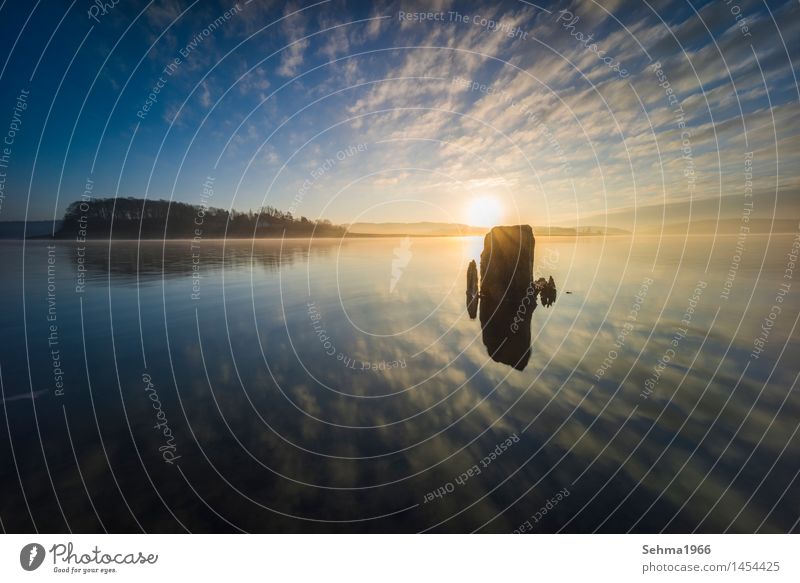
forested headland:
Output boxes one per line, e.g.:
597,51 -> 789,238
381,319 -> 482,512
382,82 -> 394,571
55,197 -> 346,239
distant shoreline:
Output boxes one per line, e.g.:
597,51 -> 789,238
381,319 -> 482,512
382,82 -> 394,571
11,232 -> 628,242
3,214 -> 797,241
6,232 -> 799,244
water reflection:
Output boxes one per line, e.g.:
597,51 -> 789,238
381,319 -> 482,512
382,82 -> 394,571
479,292 -> 534,370
67,238 -> 337,284
1,234 -> 798,533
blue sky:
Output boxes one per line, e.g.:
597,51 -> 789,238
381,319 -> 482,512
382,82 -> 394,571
0,0 -> 797,226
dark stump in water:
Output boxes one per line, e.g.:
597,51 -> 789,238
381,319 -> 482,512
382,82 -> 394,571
480,225 -> 534,301
466,260 -> 478,319
468,224 -> 557,370
477,225 -> 536,370
535,275 -> 557,307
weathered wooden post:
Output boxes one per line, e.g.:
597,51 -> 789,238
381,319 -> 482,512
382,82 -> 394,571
479,225 -> 534,301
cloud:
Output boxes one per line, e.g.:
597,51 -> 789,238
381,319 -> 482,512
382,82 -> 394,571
277,2 -> 310,77
199,80 -> 212,108
17,0 -> 798,224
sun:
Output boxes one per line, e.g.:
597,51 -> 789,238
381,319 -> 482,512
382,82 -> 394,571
466,196 -> 504,228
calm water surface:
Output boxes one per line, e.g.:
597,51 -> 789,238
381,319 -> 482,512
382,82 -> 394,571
0,234 -> 798,532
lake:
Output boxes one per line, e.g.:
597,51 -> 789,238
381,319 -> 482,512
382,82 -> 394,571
0,233 -> 798,532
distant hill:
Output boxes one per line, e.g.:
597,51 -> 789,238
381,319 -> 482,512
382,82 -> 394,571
643,219 -> 799,235
532,226 -> 630,236
579,190 -> 800,231
347,222 -> 486,236
347,222 -> 630,236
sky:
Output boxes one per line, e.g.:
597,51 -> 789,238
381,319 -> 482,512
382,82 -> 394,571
0,0 -> 797,227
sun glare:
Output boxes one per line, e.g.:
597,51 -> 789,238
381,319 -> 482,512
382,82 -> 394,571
467,197 -> 504,228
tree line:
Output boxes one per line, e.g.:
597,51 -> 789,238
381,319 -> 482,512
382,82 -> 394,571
57,197 -> 346,239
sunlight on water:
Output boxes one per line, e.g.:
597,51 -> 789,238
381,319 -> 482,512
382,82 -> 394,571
0,233 -> 797,532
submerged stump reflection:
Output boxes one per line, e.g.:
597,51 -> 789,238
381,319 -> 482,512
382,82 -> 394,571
479,290 -> 534,370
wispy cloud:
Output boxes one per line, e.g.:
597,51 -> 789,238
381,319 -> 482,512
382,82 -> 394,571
277,2 -> 310,77
4,0 -> 797,225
